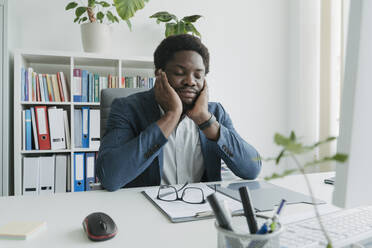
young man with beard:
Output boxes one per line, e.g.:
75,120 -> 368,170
96,34 -> 261,191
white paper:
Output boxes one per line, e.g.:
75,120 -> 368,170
144,183 -> 243,220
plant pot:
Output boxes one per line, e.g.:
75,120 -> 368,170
80,23 -> 111,53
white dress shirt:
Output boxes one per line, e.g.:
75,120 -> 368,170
159,107 -> 205,185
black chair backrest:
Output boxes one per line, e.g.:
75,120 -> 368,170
100,88 -> 148,138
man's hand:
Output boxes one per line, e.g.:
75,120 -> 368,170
186,80 -> 210,125
154,70 -> 183,116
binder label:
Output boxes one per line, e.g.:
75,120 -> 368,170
36,108 -> 47,134
76,155 -> 84,180
87,156 -> 95,178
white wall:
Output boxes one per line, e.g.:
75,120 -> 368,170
8,0 -> 291,178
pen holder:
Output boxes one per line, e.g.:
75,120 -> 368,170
215,216 -> 283,248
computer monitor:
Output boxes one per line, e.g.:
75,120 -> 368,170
333,0 -> 372,208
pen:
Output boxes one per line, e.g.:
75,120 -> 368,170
270,199 -> 286,231
239,186 -> 258,234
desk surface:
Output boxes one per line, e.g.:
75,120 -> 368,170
0,172 -> 336,248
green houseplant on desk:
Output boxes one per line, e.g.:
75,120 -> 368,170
265,131 -> 348,248
65,0 -> 149,53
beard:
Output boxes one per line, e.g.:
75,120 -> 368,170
175,86 -> 200,114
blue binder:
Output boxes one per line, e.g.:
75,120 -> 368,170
85,153 -> 96,191
74,153 -> 85,192
25,109 -> 32,150
82,107 -> 90,148
81,70 -> 88,102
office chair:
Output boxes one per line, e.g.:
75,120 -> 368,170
100,88 -> 148,138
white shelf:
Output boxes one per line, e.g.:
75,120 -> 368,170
73,148 -> 99,152
13,50 -> 154,196
21,150 -> 72,154
73,102 -> 100,106
21,101 -> 72,105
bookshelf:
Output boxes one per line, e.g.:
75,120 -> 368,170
13,50 -> 154,196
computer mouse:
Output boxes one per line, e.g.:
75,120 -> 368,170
82,212 -> 118,241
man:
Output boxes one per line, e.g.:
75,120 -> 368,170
96,34 -> 261,191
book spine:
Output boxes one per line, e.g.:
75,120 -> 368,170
57,73 -> 65,102
21,68 -> 25,101
42,75 -> 49,102
81,70 -> 88,102
45,74 -> 54,101
94,74 -> 99,102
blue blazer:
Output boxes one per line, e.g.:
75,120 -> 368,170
96,89 -> 261,191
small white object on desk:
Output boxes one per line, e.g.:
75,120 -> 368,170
0,221 -> 47,240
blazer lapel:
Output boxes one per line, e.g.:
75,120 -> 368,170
140,89 -> 164,180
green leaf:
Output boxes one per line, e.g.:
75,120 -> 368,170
310,136 -> 337,148
97,11 -> 104,22
176,21 -> 186,35
165,23 -> 177,37
97,1 -> 110,7
182,15 -> 202,23
125,19 -> 132,30
75,7 -> 87,18
106,10 -> 115,22
274,133 -> 291,146
332,153 -> 348,162
73,16 -> 79,23
88,0 -> 95,8
65,2 -> 78,10
150,11 -> 177,22
114,0 -> 148,20
185,23 -> 201,37
114,16 -> 120,23
290,131 -> 296,141
80,16 -> 88,23
275,149 -> 285,165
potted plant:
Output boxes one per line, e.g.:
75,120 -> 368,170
265,131 -> 348,248
65,0 -> 149,53
150,11 -> 202,38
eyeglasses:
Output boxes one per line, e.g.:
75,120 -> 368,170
157,182 -> 206,204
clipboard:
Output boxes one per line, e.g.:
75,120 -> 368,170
142,183 -> 244,223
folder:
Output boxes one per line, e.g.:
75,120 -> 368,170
48,107 -> 66,150
89,109 -> 100,149
66,154 -> 72,192
85,153 -> 95,191
55,154 -> 67,193
30,107 -> 39,150
25,109 -> 32,150
39,156 -> 55,195
81,70 -> 88,102
63,110 -> 71,149
74,109 -> 82,148
73,69 -> 82,102
74,153 -> 85,192
35,106 -> 51,150
23,157 -> 39,196
22,110 -> 26,150
82,107 -> 89,148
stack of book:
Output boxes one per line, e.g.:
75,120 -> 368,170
22,152 -> 99,195
21,68 -> 70,102
72,68 -> 155,102
22,106 -> 70,151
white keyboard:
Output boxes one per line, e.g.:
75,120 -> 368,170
280,206 -> 372,248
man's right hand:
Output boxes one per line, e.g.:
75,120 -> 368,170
154,70 -> 182,115
154,70 -> 182,138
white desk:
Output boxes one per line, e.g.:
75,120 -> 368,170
0,172 -> 336,248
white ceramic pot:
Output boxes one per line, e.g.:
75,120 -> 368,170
80,23 -> 111,53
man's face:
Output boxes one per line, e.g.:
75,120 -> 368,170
163,50 -> 206,111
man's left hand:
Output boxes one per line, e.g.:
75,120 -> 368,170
186,80 -> 211,125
